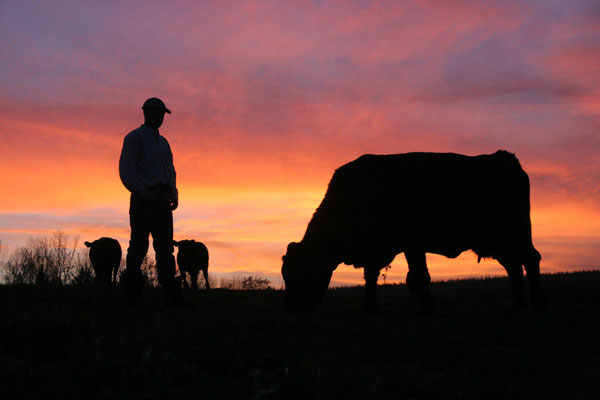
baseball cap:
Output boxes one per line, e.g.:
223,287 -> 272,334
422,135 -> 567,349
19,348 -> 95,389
141,97 -> 172,114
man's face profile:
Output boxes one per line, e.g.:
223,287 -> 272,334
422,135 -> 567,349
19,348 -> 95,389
144,108 -> 166,129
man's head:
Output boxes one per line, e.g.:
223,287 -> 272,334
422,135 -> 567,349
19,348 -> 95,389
142,97 -> 171,129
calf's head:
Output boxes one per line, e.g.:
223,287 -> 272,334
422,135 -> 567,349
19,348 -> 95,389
282,242 -> 335,312
173,239 -> 195,250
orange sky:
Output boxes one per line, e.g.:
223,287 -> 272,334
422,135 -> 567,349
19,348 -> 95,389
1,1 -> 599,285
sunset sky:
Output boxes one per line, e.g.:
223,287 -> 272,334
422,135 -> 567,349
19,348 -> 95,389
1,0 -> 599,285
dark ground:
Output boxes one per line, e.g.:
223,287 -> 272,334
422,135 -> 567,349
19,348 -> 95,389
1,271 -> 599,399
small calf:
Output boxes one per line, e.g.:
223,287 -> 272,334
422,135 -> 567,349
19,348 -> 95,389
173,239 -> 210,289
84,237 -> 122,285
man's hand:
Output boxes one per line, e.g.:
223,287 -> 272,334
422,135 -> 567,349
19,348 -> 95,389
169,189 -> 179,211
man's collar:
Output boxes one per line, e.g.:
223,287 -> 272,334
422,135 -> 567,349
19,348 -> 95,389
141,124 -> 160,135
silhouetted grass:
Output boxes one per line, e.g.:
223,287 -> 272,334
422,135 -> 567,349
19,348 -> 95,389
1,271 -> 599,399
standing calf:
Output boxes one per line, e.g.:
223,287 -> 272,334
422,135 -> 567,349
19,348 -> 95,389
173,240 -> 210,289
282,151 -> 545,312
84,237 -> 122,285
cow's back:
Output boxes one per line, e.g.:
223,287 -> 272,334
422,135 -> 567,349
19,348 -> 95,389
89,237 -> 122,264
177,242 -> 209,269
304,151 -> 532,260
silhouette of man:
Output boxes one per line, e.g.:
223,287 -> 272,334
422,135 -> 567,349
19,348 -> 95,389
119,97 -> 185,306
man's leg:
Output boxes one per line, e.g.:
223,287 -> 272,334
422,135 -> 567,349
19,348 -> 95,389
152,204 -> 176,285
152,199 -> 186,306
124,193 -> 153,299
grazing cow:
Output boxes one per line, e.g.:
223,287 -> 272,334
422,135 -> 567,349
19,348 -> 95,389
173,240 -> 210,289
282,151 -> 545,312
84,237 -> 122,285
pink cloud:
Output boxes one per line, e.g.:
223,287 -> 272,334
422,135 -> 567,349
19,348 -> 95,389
2,0 -> 600,282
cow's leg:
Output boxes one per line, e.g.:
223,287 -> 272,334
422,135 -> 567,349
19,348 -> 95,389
190,269 -> 199,290
498,256 -> 527,311
93,265 -> 102,284
104,264 -> 112,285
181,271 -> 190,289
98,264 -> 110,286
202,268 -> 210,290
100,266 -> 106,285
363,266 -> 380,309
523,246 -> 546,309
405,251 -> 436,313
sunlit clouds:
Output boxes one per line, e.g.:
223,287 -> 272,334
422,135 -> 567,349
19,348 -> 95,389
1,0 -> 599,284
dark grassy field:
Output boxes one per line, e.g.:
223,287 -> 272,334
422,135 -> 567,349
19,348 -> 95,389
1,271 -> 599,399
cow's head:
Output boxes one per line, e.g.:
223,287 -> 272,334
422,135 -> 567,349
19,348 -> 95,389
173,239 -> 195,249
282,242 -> 335,312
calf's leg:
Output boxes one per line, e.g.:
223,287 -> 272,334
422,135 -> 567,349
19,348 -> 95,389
181,271 -> 190,289
96,264 -> 111,286
202,268 -> 210,290
405,251 -> 436,313
190,269 -> 199,290
103,265 -> 112,285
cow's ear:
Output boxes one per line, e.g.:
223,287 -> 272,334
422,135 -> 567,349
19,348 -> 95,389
173,240 -> 178,247
84,241 -> 92,248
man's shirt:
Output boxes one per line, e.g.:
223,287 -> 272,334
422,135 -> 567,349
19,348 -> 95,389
119,124 -> 177,193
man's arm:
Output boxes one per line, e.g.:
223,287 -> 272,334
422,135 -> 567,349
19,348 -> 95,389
169,187 -> 178,210
165,140 -> 178,210
120,136 -> 157,204
119,133 -> 145,193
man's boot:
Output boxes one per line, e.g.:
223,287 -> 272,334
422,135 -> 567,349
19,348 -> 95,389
123,272 -> 145,305
162,277 -> 192,308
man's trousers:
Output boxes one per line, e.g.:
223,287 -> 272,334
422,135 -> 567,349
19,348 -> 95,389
124,186 -> 176,286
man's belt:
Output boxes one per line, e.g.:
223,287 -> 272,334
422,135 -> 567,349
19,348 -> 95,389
147,183 -> 172,193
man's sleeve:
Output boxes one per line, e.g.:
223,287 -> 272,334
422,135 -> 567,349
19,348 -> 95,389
167,142 -> 177,192
119,134 -> 144,193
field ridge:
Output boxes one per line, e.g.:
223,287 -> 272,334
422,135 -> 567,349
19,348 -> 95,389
1,271 -> 599,399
